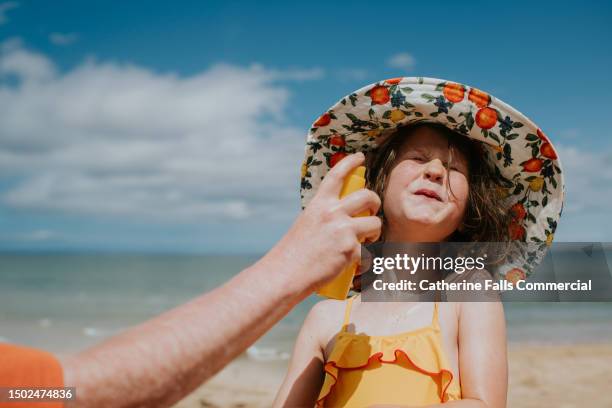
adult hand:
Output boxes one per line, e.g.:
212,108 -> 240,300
266,152 -> 382,293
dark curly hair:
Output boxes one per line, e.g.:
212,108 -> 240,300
365,121 -> 512,243
352,121 -> 513,292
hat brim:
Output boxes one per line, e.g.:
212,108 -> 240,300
300,77 -> 565,279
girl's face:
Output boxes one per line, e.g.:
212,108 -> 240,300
382,126 -> 470,242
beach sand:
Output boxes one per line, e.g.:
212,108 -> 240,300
173,343 -> 612,408
507,343 -> 612,408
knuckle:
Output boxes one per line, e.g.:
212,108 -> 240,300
338,241 -> 354,259
324,215 -> 351,241
318,202 -> 341,224
337,225 -> 356,246
336,220 -> 354,237
319,207 -> 334,224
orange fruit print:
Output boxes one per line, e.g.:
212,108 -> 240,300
329,134 -> 346,147
369,85 -> 390,105
385,77 -> 402,85
314,113 -> 331,127
475,107 -> 497,129
509,222 -> 526,240
468,88 -> 490,108
443,83 -> 465,103
330,152 -> 347,167
521,158 -> 544,172
540,143 -> 557,159
536,128 -> 550,143
510,202 -> 527,220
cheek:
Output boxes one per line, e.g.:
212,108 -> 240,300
382,163 -> 418,204
387,162 -> 420,189
448,173 -> 469,212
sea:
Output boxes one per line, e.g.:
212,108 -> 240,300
1,253 -> 611,361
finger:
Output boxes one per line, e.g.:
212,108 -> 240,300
352,215 -> 382,243
318,152 -> 365,198
349,241 -> 363,265
338,188 -> 381,217
355,246 -> 374,277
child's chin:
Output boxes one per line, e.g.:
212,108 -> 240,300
402,205 -> 444,225
402,211 -> 444,227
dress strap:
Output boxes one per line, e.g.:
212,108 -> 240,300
431,301 -> 440,329
341,294 -> 357,332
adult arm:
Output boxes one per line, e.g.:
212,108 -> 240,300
60,152 -> 381,408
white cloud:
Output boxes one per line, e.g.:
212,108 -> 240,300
0,38 -> 56,81
387,52 -> 416,70
49,32 -> 79,46
0,1 -> 18,25
552,144 -> 612,240
0,40 -> 319,222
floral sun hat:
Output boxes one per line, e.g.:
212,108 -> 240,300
299,77 -> 565,281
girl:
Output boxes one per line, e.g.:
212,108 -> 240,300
274,77 -> 564,407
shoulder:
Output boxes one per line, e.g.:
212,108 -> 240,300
307,298 -> 348,326
304,298 -> 351,342
457,302 -> 506,330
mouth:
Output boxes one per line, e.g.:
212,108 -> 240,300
413,188 -> 443,202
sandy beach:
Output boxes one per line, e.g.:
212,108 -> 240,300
173,343 -> 612,408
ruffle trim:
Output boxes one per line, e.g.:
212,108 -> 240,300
316,347 -> 457,407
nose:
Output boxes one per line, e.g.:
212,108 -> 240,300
423,158 -> 446,184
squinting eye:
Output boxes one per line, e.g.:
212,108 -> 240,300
451,165 -> 467,174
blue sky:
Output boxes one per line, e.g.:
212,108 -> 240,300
0,0 -> 611,253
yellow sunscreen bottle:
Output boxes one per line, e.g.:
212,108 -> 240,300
316,165 -> 368,300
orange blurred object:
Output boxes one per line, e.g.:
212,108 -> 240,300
0,343 -> 64,408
